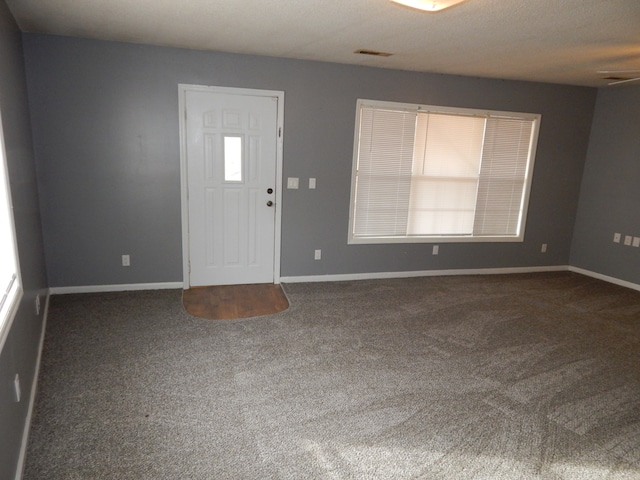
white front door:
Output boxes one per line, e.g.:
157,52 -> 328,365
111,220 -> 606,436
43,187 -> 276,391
180,86 -> 283,287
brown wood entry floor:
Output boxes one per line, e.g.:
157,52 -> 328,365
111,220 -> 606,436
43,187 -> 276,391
182,283 -> 289,320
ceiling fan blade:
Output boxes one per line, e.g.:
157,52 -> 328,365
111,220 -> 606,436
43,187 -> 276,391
598,70 -> 640,74
607,77 -> 640,85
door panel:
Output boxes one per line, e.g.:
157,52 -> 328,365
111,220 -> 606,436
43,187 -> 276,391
184,89 -> 279,286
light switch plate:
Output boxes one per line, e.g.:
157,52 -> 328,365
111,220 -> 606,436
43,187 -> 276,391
287,177 -> 299,189
633,237 -> 640,248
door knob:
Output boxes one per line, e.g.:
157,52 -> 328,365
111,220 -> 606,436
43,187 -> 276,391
267,188 -> 273,194
266,201 -> 274,207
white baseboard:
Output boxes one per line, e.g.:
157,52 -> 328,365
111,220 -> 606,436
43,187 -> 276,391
280,265 -> 570,284
49,282 -> 184,295
15,290 -> 50,480
568,266 -> 640,292
45,269 -> 640,292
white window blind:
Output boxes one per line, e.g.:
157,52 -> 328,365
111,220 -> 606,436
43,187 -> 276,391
0,110 -> 22,350
353,107 -> 415,237
349,100 -> 540,243
473,118 -> 533,236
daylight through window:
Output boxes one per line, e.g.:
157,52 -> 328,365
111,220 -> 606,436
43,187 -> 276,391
0,110 -> 22,349
349,100 -> 540,244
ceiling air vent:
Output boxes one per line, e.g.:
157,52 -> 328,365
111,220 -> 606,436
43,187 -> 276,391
355,49 -> 393,57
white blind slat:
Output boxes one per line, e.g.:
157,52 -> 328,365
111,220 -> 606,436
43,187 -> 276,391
0,274 -> 16,312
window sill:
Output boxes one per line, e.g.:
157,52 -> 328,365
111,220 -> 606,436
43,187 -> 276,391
348,235 -> 524,245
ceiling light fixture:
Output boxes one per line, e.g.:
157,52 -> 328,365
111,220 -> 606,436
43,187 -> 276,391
390,0 -> 467,12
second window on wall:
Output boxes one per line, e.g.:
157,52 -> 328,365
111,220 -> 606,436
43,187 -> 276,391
348,99 -> 541,244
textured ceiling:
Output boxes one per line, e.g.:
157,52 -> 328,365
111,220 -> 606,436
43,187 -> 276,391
6,0 -> 640,87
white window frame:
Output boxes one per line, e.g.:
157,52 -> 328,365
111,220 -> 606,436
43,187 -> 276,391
348,99 -> 541,244
0,109 -> 23,353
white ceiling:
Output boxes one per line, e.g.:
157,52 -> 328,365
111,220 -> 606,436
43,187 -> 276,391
6,0 -> 640,87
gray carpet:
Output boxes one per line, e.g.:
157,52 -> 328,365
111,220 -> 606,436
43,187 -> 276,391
24,272 -> 640,479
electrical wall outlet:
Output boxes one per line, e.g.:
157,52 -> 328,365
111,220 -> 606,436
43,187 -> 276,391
633,237 -> 640,248
309,178 -> 316,189
613,232 -> 621,243
287,177 -> 299,189
624,235 -> 632,246
13,374 -> 20,403
541,243 -> 548,253
122,254 -> 131,267
432,245 -> 439,255
314,249 -> 321,260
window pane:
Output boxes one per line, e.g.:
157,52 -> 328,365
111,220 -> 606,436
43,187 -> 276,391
408,113 -> 484,235
414,113 -> 484,177
408,178 -> 478,235
224,136 -> 243,182
0,110 -> 22,345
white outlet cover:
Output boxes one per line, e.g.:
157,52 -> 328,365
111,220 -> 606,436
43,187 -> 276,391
13,374 -> 20,403
287,177 -> 299,189
309,178 -> 316,189
624,235 -> 632,246
432,245 -> 439,255
613,233 -> 621,243
633,237 -> 640,248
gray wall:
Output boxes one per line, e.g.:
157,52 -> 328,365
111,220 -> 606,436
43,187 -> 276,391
571,87 -> 640,284
23,34 -> 597,286
0,2 -> 48,479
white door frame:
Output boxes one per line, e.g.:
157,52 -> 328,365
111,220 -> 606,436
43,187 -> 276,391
178,84 -> 284,289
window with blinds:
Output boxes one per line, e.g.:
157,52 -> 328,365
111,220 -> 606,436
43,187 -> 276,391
349,100 -> 540,243
0,110 -> 22,350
